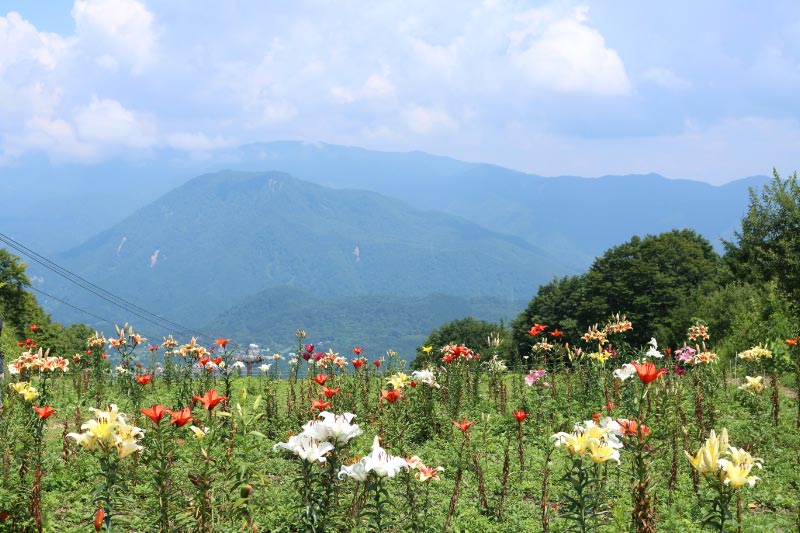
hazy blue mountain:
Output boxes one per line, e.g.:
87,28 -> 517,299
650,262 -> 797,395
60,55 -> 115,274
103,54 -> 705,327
35,170 -> 566,338
205,285 -> 526,357
0,142 -> 767,266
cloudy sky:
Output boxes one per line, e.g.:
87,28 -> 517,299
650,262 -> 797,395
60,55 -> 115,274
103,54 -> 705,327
1,0 -> 799,183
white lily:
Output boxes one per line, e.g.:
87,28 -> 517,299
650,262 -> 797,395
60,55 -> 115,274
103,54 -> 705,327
613,363 -> 637,381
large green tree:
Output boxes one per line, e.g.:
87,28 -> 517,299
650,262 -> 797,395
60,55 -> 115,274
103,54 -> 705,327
413,317 -> 507,368
510,275 -> 585,360
511,229 -> 721,358
724,169 -> 800,312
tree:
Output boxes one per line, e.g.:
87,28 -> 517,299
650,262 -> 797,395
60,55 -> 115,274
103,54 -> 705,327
0,248 -> 33,337
577,229 -> 720,346
510,275 -> 585,362
511,230 -> 722,357
724,169 -> 800,312
412,317 -> 507,368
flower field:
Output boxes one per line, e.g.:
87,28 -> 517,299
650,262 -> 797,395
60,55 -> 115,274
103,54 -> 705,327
1,320 -> 800,532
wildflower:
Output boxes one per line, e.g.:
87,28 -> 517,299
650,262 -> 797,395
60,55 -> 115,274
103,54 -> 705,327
319,386 -> 340,399
169,407 -> 193,427
380,389 -> 404,403
738,376 -> 765,395
313,373 -> 331,386
362,436 -> 409,478
386,372 -> 411,390
33,405 -> 56,420
453,417 -> 475,433
719,447 -> 763,488
687,322 -> 710,341
441,344 -> 478,363
552,417 -> 623,463
311,399 -> 332,411
512,410 -> 529,423
338,460 -> 369,481
616,418 -> 650,439
135,374 -> 153,386
193,390 -> 228,411
582,324 -> 607,344
645,337 -> 664,358
525,368 -> 547,386
685,429 -> 729,475
415,464 -> 445,482
141,405 -> 168,425
94,509 -> 105,531
274,434 -> 335,463
737,345 -> 773,362
421,345 -> 433,354
303,411 -> 362,446
613,363 -> 637,381
528,323 -> 547,337
189,425 -> 207,441
603,313 -> 633,334
532,340 -> 554,352
631,361 -> 667,385
411,369 -> 440,388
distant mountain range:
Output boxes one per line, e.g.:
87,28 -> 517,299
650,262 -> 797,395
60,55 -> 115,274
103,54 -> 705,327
0,141 -> 768,355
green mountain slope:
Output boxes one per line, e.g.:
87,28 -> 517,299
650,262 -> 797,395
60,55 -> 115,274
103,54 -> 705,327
41,171 -> 567,334
205,285 -> 525,358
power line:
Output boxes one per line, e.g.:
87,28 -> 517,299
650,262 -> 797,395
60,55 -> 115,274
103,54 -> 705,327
0,232 -> 215,341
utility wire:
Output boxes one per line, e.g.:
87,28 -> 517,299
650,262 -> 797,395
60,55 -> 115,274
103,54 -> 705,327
0,232 -> 214,341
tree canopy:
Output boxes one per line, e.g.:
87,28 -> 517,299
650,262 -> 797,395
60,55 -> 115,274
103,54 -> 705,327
724,169 -> 800,310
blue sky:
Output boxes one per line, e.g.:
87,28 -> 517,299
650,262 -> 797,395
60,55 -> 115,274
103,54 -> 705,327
1,0 -> 799,183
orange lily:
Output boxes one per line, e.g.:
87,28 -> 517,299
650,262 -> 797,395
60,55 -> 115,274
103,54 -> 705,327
193,390 -> 228,411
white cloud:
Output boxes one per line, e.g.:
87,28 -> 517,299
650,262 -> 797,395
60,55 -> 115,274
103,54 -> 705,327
74,96 -> 157,148
642,67 -> 692,90
403,105 -> 457,134
364,72 -> 395,98
163,132 -> 235,152
4,116 -> 95,162
509,6 -> 630,95
0,11 -> 71,73
72,0 -> 157,73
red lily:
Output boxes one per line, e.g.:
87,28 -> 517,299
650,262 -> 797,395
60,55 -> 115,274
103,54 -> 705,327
353,346 -> 363,355
311,399 -> 332,411
215,338 -> 229,348
373,360 -> 381,368
141,404 -> 168,425
512,410 -> 529,423
453,417 -> 475,432
617,418 -> 650,439
33,405 -> 56,420
148,344 -> 159,352
304,344 -> 315,354
29,324 -> 39,332
193,390 -> 228,411
631,361 -> 667,385
528,323 -> 547,337
319,386 -> 340,399
549,329 -> 564,338
381,389 -> 404,403
313,373 -> 331,386
94,509 -> 104,531
135,374 -> 153,386
352,358 -> 366,369
786,336 -> 800,346
168,407 -> 193,427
